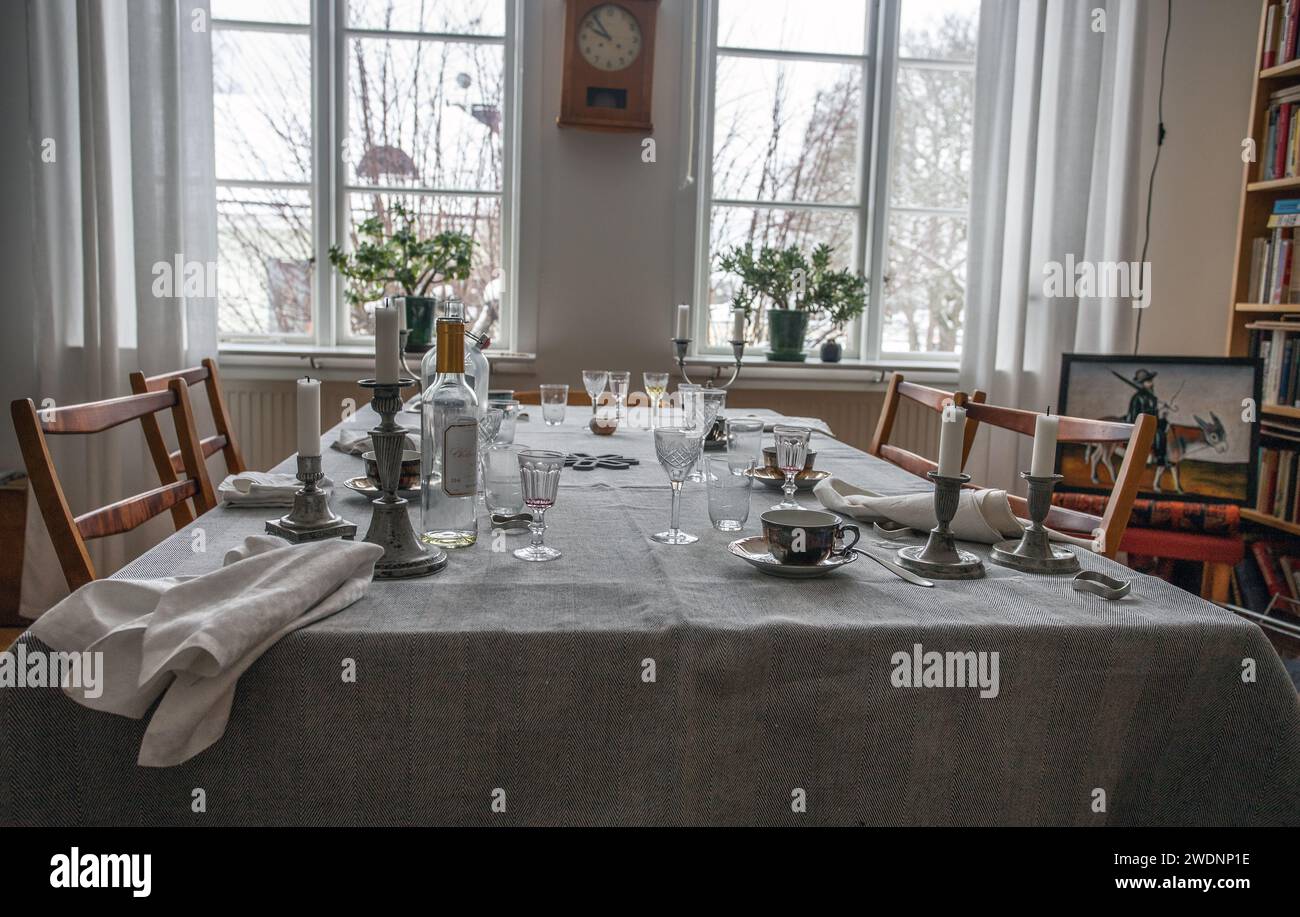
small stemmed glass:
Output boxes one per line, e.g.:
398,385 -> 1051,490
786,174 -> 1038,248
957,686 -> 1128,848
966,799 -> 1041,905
515,449 -> 565,561
652,427 -> 704,545
772,424 -> 811,510
608,371 -> 631,423
643,372 -> 669,430
581,370 -> 609,429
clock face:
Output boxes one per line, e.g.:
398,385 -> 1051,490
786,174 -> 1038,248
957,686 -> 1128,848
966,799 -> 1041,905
577,3 -> 642,72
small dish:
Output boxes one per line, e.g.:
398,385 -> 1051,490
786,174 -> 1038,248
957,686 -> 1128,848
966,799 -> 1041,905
748,467 -> 832,492
343,476 -> 421,497
727,535 -> 857,579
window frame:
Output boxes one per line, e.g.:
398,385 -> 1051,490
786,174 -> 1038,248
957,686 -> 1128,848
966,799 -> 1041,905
211,0 -> 522,353
691,0 -> 974,365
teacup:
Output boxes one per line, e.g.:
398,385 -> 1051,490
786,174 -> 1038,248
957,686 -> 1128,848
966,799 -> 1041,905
362,449 -> 421,490
762,446 -> 817,475
760,509 -> 859,565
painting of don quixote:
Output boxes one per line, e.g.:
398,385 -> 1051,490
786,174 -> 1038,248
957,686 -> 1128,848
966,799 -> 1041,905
1057,355 -> 1261,505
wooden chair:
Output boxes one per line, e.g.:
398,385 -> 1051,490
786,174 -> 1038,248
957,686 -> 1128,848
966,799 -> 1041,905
10,382 -> 217,591
129,357 -> 246,479
869,372 -> 987,476
962,401 -> 1157,559
514,389 -> 594,406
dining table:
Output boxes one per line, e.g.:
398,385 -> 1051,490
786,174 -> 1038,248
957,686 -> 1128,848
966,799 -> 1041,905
3,404 -> 1299,826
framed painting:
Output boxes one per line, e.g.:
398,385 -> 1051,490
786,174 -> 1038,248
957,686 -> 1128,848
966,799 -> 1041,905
1056,354 -> 1262,505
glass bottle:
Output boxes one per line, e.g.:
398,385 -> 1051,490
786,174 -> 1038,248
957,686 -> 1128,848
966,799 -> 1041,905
419,299 -> 490,417
421,300 -> 479,548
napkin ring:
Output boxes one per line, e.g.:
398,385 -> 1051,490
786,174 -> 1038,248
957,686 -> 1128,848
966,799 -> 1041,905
1071,570 -> 1131,600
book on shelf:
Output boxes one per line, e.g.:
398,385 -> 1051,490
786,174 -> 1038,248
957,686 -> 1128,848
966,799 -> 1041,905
1254,442 -> 1300,522
1264,2 -> 1300,71
1247,201 -> 1300,304
1260,85 -> 1300,181
1246,318 -> 1300,405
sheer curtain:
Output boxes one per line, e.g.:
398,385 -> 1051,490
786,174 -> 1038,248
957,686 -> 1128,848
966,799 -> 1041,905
20,0 -> 218,617
961,0 -> 1147,489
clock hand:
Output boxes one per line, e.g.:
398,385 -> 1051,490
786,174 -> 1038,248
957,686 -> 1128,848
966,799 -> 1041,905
589,14 -> 614,41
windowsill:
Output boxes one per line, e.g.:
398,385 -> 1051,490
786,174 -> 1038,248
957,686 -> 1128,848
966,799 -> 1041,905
683,354 -> 959,389
217,344 -> 537,381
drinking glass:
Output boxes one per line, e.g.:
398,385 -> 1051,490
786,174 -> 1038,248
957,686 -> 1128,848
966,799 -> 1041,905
726,417 -> 765,464
608,371 -> 631,423
706,451 -> 753,532
772,425 -> 812,510
484,442 -> 530,522
493,400 -> 521,444
540,384 -> 568,426
476,408 -> 504,501
643,372 -> 669,430
581,370 -> 609,425
652,427 -> 704,545
515,449 -> 565,561
688,389 -> 727,482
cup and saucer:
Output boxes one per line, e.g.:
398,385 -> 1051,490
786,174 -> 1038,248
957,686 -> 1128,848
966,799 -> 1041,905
728,509 -> 861,579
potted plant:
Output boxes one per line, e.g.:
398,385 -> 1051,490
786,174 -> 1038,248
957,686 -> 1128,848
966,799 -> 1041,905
718,242 -> 867,362
328,202 -> 475,349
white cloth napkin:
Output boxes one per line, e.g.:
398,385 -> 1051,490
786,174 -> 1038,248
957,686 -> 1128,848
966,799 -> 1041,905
331,426 -> 419,456
813,477 -> 1094,548
730,414 -> 834,437
28,536 -> 384,767
218,472 -> 333,507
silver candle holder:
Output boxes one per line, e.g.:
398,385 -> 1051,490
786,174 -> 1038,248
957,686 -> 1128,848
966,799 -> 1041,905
990,472 -> 1080,574
895,471 -> 985,580
265,454 -> 357,542
359,378 -> 447,578
672,336 -> 745,448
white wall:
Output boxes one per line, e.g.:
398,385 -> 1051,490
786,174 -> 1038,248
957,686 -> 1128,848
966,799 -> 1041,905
1132,0 -> 1259,357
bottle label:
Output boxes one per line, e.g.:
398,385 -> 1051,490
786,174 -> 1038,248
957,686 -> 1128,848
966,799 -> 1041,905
442,418 -> 478,496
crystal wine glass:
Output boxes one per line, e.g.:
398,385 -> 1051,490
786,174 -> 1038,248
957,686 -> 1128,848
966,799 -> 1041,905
652,427 -> 704,545
476,407 -> 504,501
581,370 -> 609,426
515,449 -> 565,561
643,372 -> 669,430
608,371 -> 631,423
772,425 -> 811,510
687,389 -> 726,483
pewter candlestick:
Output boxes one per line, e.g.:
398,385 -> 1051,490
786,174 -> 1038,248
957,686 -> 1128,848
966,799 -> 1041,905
359,378 -> 447,578
672,336 -> 745,448
896,471 -> 985,580
990,472 -> 1080,574
266,454 -> 357,542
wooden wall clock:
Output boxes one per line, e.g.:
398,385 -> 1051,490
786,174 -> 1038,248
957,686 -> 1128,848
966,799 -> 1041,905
558,0 -> 659,133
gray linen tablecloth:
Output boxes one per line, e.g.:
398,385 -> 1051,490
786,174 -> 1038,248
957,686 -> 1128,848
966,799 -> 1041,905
4,406 -> 1299,826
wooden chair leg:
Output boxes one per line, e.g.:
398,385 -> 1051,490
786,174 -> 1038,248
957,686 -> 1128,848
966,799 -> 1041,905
1200,562 -> 1232,604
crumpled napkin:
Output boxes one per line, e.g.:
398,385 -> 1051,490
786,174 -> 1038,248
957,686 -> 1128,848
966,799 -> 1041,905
28,535 -> 384,767
331,426 -> 419,456
813,476 -> 1093,548
218,471 -> 334,507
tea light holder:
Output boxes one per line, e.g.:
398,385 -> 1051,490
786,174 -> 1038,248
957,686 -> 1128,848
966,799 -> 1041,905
265,454 -> 357,543
895,471 -> 985,580
358,378 -> 446,578
989,472 -> 1080,574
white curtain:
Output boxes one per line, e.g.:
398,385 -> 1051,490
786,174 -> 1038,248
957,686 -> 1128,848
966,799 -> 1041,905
961,0 -> 1147,490
20,0 -> 217,617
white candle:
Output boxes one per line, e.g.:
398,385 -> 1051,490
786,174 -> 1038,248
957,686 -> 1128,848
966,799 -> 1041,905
1030,412 -> 1060,477
296,377 -> 321,457
396,298 -> 407,332
676,303 -> 691,340
731,308 -> 746,342
375,304 -> 400,384
936,404 -> 966,476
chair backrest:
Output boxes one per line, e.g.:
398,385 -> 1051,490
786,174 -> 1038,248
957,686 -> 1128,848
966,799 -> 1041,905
10,381 -> 217,591
129,357 -> 245,479
962,400 -> 1157,558
869,372 -> 986,477
514,389 -> 594,406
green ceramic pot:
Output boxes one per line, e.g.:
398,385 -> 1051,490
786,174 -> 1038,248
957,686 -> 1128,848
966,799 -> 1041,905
398,296 -> 438,350
766,309 -> 809,362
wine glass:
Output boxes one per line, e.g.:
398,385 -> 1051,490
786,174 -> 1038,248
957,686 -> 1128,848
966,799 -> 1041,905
515,449 -> 565,561
643,372 -> 669,430
772,425 -> 811,510
686,388 -> 726,483
581,370 -> 609,426
476,408 -> 503,501
652,427 -> 704,545
608,371 -> 631,423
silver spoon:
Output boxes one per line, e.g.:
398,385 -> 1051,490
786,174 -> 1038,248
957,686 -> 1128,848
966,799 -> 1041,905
848,547 -> 934,587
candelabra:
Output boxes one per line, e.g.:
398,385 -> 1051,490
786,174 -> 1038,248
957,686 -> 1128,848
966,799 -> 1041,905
358,377 -> 446,578
895,471 -> 986,580
265,454 -> 357,543
672,336 -> 745,448
989,472 -> 1080,574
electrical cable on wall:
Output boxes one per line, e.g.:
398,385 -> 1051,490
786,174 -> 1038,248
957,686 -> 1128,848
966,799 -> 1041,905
1134,0 -> 1172,354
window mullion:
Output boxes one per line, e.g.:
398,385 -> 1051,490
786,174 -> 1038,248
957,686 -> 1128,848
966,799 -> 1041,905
864,0 -> 898,363
309,0 -> 335,349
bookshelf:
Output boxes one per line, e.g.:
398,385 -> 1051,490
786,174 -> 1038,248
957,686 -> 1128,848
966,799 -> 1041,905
1228,1 -> 1300,537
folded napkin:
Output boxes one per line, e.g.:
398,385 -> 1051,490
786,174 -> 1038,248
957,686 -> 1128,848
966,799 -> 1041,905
218,472 -> 333,507
331,426 -> 419,456
813,477 -> 1094,548
730,414 -> 834,437
28,536 -> 384,767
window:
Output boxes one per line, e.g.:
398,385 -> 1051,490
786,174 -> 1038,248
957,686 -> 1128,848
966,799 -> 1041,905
696,0 -> 978,361
212,0 -> 519,350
